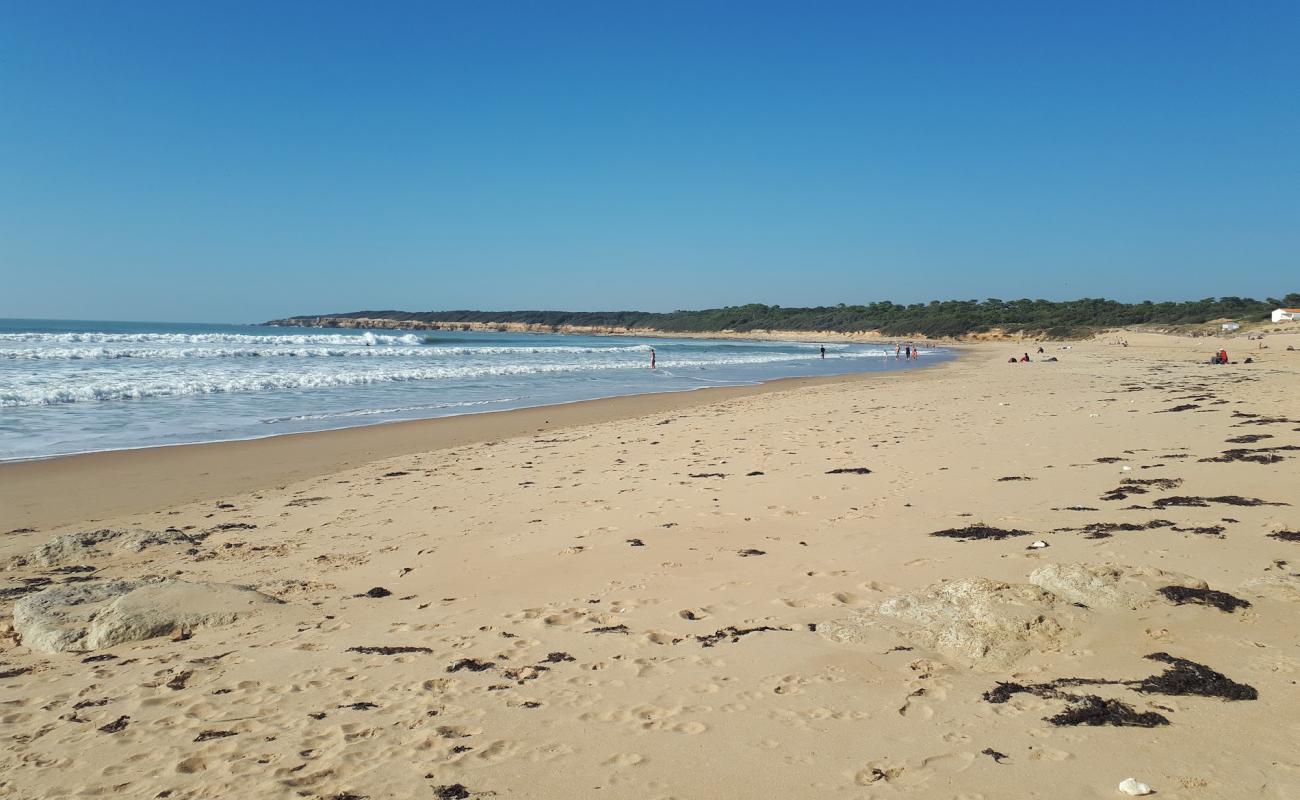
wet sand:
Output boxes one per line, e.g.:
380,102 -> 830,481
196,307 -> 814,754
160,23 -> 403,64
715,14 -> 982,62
1,332 -> 1298,799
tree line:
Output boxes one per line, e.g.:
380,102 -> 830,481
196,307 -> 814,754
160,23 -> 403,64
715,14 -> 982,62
278,294 -> 1300,338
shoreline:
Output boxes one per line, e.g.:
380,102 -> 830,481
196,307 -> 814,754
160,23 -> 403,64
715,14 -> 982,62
0,353 -> 965,532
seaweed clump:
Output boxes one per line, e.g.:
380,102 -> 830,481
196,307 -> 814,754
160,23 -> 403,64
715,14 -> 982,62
1268,530 -> 1300,542
1151,495 -> 1288,509
930,525 -> 1033,541
696,625 -> 790,648
981,652 -> 1256,727
1157,585 -> 1251,613
1133,653 -> 1258,700
1059,519 -> 1174,540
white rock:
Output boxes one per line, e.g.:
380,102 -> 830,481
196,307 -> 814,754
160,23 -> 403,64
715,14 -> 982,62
1118,777 -> 1153,796
819,578 -> 1074,670
16,528 -> 203,567
1029,562 -> 1204,611
1027,540 -> 1049,549
13,579 -> 283,653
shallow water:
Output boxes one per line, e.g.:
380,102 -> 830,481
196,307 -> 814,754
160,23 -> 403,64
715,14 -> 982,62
0,318 -> 948,460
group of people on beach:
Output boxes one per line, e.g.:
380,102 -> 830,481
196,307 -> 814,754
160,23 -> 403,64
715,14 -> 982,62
894,343 -> 919,360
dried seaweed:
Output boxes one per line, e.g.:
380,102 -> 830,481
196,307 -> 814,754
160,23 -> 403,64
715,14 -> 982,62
447,658 -> 495,673
193,730 -> 236,742
346,646 -> 433,655
929,525 -> 1033,541
982,652 -> 1255,727
696,625 -> 790,648
1268,531 -> 1300,542
1158,586 -> 1250,612
587,624 -> 630,634
1152,495 -> 1287,509
1133,653 -> 1257,700
827,467 -> 873,475
1059,519 -> 1174,540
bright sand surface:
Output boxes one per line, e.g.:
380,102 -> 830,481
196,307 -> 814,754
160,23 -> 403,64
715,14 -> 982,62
1,332 -> 1298,799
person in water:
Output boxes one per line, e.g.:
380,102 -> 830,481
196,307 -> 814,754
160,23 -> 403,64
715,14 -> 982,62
1020,352 -> 1031,362
649,348 -> 656,369
820,346 -> 826,359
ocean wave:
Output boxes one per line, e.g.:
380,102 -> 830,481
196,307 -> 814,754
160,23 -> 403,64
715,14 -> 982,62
0,344 -> 654,360
0,331 -> 425,346
0,349 -> 896,407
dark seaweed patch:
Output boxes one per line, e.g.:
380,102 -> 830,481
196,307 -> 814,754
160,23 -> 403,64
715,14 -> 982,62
1171,525 -> 1226,536
1226,434 -> 1273,444
997,476 -> 1032,481
1268,530 -> 1300,542
827,467 -> 873,475
447,659 -> 495,673
929,525 -> 1033,541
696,625 -> 790,648
1157,404 -> 1200,413
626,538 -> 645,547
542,652 -> 575,663
1158,586 -> 1250,612
433,786 -> 472,800
194,730 -> 236,742
99,715 -> 130,733
347,646 -> 433,655
0,666 -> 32,679
338,702 -> 379,710
981,748 -> 1009,763
688,473 -> 726,478
982,652 -> 1255,726
1047,695 -> 1170,728
1134,653 -> 1258,700
738,548 -> 766,557
1201,444 -> 1300,464
1064,519 -> 1175,540
587,624 -> 630,634
1152,495 -> 1287,509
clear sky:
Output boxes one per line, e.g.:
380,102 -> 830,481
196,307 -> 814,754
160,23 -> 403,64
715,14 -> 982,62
2,1 -> 1297,323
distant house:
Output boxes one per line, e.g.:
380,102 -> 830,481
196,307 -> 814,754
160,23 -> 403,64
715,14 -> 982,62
1272,308 -> 1300,323
1221,322 -> 1240,331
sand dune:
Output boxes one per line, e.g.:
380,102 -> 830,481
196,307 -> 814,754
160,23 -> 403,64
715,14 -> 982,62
2,332 -> 1298,799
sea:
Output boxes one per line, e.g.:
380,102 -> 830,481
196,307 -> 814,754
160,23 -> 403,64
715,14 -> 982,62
0,318 -> 949,461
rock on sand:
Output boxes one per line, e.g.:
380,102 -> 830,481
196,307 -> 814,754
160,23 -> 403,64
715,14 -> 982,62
13,579 -> 283,653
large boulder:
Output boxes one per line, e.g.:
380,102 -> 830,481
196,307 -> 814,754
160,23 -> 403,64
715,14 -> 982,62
13,579 -> 282,653
1028,563 -> 1205,610
820,577 -> 1076,670
15,528 -> 205,568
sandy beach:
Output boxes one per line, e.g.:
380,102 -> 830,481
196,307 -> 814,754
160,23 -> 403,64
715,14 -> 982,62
2,331 -> 1299,800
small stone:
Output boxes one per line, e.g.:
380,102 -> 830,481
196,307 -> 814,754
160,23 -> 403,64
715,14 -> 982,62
1119,778 -> 1153,796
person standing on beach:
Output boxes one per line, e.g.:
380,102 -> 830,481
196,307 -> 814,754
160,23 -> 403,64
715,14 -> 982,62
650,347 -> 656,369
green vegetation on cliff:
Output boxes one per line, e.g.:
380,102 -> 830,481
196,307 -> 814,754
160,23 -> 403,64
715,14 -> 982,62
274,294 -> 1299,338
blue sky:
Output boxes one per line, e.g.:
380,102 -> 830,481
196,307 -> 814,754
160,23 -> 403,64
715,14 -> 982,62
1,1 -> 1297,323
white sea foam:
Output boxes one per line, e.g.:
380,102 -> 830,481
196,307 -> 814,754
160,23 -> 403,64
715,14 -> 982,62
0,344 -> 653,360
0,350 -> 892,407
0,331 -> 425,346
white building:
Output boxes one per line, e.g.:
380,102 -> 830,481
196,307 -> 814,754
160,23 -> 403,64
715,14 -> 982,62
1222,322 -> 1240,331
1272,308 -> 1300,323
